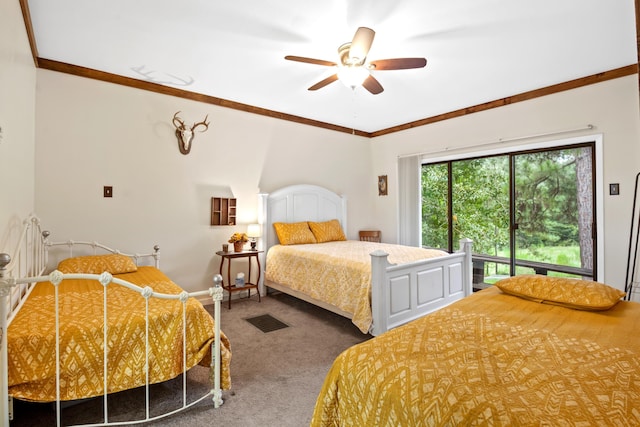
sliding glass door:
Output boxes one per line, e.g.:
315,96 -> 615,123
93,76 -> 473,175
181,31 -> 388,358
422,143 -> 596,288
512,147 -> 594,277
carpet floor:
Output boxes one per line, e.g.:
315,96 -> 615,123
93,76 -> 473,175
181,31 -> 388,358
10,292 -> 370,426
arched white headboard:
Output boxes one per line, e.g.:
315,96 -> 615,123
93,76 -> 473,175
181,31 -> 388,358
258,184 -> 348,251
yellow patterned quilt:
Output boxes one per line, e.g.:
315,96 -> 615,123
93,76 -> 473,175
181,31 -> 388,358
8,266 -> 231,402
265,241 -> 447,333
312,286 -> 640,426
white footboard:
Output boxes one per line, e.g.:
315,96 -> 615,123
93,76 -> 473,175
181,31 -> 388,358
370,239 -> 473,336
0,267 -> 224,427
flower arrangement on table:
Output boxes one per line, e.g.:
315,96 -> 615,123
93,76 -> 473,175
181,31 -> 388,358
229,233 -> 249,252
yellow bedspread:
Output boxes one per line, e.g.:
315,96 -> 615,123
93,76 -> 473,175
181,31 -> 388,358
312,286 -> 640,426
8,266 -> 231,402
265,241 -> 447,333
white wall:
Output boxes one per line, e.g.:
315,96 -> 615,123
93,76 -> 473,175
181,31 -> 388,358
0,1 -> 37,252
372,75 -> 640,289
31,67 -> 640,292
34,70 -> 374,292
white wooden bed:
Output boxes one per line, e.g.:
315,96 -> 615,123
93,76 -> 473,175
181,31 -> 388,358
258,184 -> 473,336
0,215 -> 225,427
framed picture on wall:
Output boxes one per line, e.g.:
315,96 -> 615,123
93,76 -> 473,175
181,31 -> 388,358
378,175 -> 388,196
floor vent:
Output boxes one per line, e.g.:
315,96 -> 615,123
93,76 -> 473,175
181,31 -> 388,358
245,314 -> 289,333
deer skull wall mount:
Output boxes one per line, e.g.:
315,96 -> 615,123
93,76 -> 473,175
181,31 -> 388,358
172,111 -> 210,155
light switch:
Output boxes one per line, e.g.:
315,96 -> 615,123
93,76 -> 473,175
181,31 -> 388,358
104,186 -> 113,198
609,183 -> 619,196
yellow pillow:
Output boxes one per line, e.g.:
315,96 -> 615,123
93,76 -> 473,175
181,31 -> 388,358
57,254 -> 138,274
273,222 -> 317,245
495,274 -> 626,311
308,219 -> 347,243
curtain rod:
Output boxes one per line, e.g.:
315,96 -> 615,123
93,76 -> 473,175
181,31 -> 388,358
397,124 -> 595,159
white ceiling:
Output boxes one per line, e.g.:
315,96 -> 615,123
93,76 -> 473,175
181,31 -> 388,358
27,0 -> 637,134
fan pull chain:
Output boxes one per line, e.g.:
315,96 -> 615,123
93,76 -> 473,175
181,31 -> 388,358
351,89 -> 357,135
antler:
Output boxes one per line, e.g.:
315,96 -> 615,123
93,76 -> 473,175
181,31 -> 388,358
172,111 -> 209,132
192,115 -> 209,132
173,111 -> 186,129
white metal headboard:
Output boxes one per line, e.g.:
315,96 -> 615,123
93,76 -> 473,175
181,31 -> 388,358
1,215 -> 48,279
0,215 -> 49,327
259,184 -> 348,252
45,240 -> 160,269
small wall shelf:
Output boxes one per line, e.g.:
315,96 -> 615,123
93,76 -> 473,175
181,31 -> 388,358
211,197 -> 237,225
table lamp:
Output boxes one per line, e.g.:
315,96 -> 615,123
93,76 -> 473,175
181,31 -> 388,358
247,224 -> 261,251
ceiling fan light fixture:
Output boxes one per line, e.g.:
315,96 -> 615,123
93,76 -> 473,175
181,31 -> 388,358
285,27 -> 426,95
337,65 -> 369,89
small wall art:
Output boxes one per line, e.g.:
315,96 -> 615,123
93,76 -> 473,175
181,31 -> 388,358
378,175 -> 388,196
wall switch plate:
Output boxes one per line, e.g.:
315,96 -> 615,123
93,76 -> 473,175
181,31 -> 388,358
103,186 -> 113,197
609,183 -> 619,196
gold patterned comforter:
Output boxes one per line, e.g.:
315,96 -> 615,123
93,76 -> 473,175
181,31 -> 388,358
265,241 -> 447,333
8,266 -> 231,402
311,286 -> 640,426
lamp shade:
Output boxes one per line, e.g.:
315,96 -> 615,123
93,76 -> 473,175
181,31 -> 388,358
337,65 -> 369,89
247,224 -> 261,238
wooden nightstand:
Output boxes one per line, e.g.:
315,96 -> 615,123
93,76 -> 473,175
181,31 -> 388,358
216,250 -> 263,309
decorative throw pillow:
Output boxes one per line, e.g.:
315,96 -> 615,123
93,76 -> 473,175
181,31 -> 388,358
57,254 -> 138,274
308,219 -> 347,243
273,222 -> 317,245
495,274 -> 626,311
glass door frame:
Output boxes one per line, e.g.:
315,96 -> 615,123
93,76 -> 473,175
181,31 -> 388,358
509,143 -> 596,278
421,134 -> 604,282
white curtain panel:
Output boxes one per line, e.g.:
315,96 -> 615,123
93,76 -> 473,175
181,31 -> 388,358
397,155 -> 421,247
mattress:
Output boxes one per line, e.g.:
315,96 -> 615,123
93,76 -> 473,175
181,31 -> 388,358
311,285 -> 640,426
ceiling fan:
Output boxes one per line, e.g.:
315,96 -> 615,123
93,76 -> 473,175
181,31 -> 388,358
285,27 -> 427,95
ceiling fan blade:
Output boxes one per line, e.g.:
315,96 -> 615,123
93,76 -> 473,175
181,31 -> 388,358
349,27 -> 375,64
285,55 -> 337,67
369,58 -> 427,70
362,75 -> 384,95
308,74 -> 339,91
